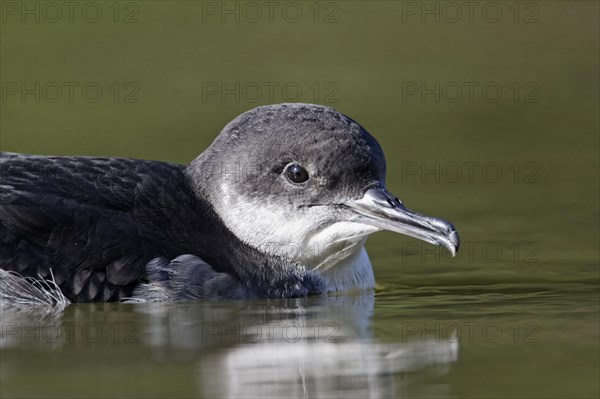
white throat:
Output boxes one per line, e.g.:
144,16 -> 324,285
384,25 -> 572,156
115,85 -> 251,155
212,193 -> 379,292
318,245 -> 375,292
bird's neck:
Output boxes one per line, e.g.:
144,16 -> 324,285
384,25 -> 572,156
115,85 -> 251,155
315,246 -> 376,292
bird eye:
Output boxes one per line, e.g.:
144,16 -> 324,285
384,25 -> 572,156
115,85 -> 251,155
286,164 -> 309,184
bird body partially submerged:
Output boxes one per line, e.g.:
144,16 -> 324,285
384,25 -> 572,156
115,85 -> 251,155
0,103 -> 459,303
0,152 -> 321,302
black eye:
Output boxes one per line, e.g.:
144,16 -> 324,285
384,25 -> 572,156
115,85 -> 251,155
286,164 -> 309,184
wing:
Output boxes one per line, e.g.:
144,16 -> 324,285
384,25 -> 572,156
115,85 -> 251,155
0,152 -> 194,302
128,255 -> 257,302
127,254 -> 326,302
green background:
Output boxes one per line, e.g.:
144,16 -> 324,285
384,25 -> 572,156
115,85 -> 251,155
1,0 -> 598,281
1,1 -> 598,398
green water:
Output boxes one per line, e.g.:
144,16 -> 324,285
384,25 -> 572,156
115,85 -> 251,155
0,1 -> 598,398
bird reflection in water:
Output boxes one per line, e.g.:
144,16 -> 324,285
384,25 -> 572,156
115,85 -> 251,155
136,293 -> 458,398
0,293 -> 458,398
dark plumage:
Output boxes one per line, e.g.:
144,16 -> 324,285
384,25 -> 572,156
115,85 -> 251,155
0,152 -> 326,302
0,103 -> 459,303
